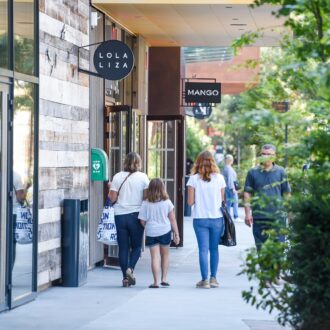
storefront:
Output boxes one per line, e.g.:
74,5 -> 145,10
88,7 -> 150,266
0,0 -> 39,310
1,0 -> 186,311
87,6 -> 187,269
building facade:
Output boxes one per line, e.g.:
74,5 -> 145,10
0,0 -> 183,311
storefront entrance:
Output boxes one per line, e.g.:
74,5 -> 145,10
0,78 -> 37,311
104,105 -> 146,266
146,116 -> 184,246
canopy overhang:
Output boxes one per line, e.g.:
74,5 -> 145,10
92,0 -> 288,47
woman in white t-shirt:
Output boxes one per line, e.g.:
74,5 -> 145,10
187,150 -> 226,289
139,179 -> 180,288
109,152 -> 149,287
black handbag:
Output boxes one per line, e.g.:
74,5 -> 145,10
234,180 -> 240,191
219,202 -> 237,247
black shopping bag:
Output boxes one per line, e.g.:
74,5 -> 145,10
219,202 -> 237,247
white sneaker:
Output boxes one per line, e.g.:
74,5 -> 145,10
126,268 -> 136,286
209,277 -> 219,288
196,280 -> 211,289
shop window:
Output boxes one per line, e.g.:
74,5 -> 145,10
0,0 -> 9,69
12,79 -> 35,301
14,0 -> 36,75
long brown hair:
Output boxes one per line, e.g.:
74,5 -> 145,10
147,178 -> 169,202
191,150 -> 220,182
123,152 -> 141,173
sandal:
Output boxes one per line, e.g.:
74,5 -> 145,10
122,278 -> 130,287
148,284 -> 159,288
126,268 -> 136,286
160,282 -> 170,287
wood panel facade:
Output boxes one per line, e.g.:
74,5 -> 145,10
89,10 -> 105,267
38,0 -> 90,288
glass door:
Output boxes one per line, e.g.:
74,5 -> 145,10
0,82 -> 9,311
146,116 -> 184,246
132,109 -> 146,169
147,121 -> 177,203
10,80 -> 37,308
106,105 -> 130,180
104,105 -> 146,265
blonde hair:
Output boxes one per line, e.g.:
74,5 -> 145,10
123,152 -> 141,173
191,150 -> 220,182
147,178 -> 169,203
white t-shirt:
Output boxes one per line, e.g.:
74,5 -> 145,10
13,172 -> 25,215
187,173 -> 226,219
110,171 -> 149,215
138,199 -> 174,237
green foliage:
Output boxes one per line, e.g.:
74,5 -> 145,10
0,34 -> 9,68
14,35 -> 35,75
14,80 -> 35,112
186,117 -> 211,161
253,0 -> 330,62
240,227 -> 293,324
288,164 -> 330,329
235,0 -> 330,329
231,30 -> 262,55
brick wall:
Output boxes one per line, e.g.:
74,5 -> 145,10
38,0 -> 89,288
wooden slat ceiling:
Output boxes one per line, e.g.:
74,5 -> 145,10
92,1 -> 288,46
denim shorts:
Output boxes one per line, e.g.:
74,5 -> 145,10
145,231 -> 172,247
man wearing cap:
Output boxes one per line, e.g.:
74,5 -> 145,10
244,144 -> 291,250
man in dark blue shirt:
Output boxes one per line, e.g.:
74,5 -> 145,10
244,144 -> 291,250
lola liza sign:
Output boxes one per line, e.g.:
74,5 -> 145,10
93,40 -> 134,81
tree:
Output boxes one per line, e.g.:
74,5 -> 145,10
236,1 -> 330,329
186,117 -> 211,161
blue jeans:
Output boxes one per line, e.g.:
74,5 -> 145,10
115,212 -> 144,278
225,188 -> 238,219
193,218 -> 225,280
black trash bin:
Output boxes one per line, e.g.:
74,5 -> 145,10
62,199 -> 88,287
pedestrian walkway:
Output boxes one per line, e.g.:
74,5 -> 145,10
0,213 -> 287,330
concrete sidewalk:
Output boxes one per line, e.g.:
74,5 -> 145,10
0,215 -> 286,330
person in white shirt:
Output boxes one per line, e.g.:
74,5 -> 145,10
223,154 -> 240,220
13,171 -> 26,215
12,171 -> 28,267
139,179 -> 180,288
109,152 -> 149,287
187,151 -> 226,289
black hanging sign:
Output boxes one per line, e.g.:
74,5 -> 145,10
93,40 -> 134,81
185,82 -> 221,103
193,105 -> 212,119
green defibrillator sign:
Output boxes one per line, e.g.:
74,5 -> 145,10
91,148 -> 109,181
